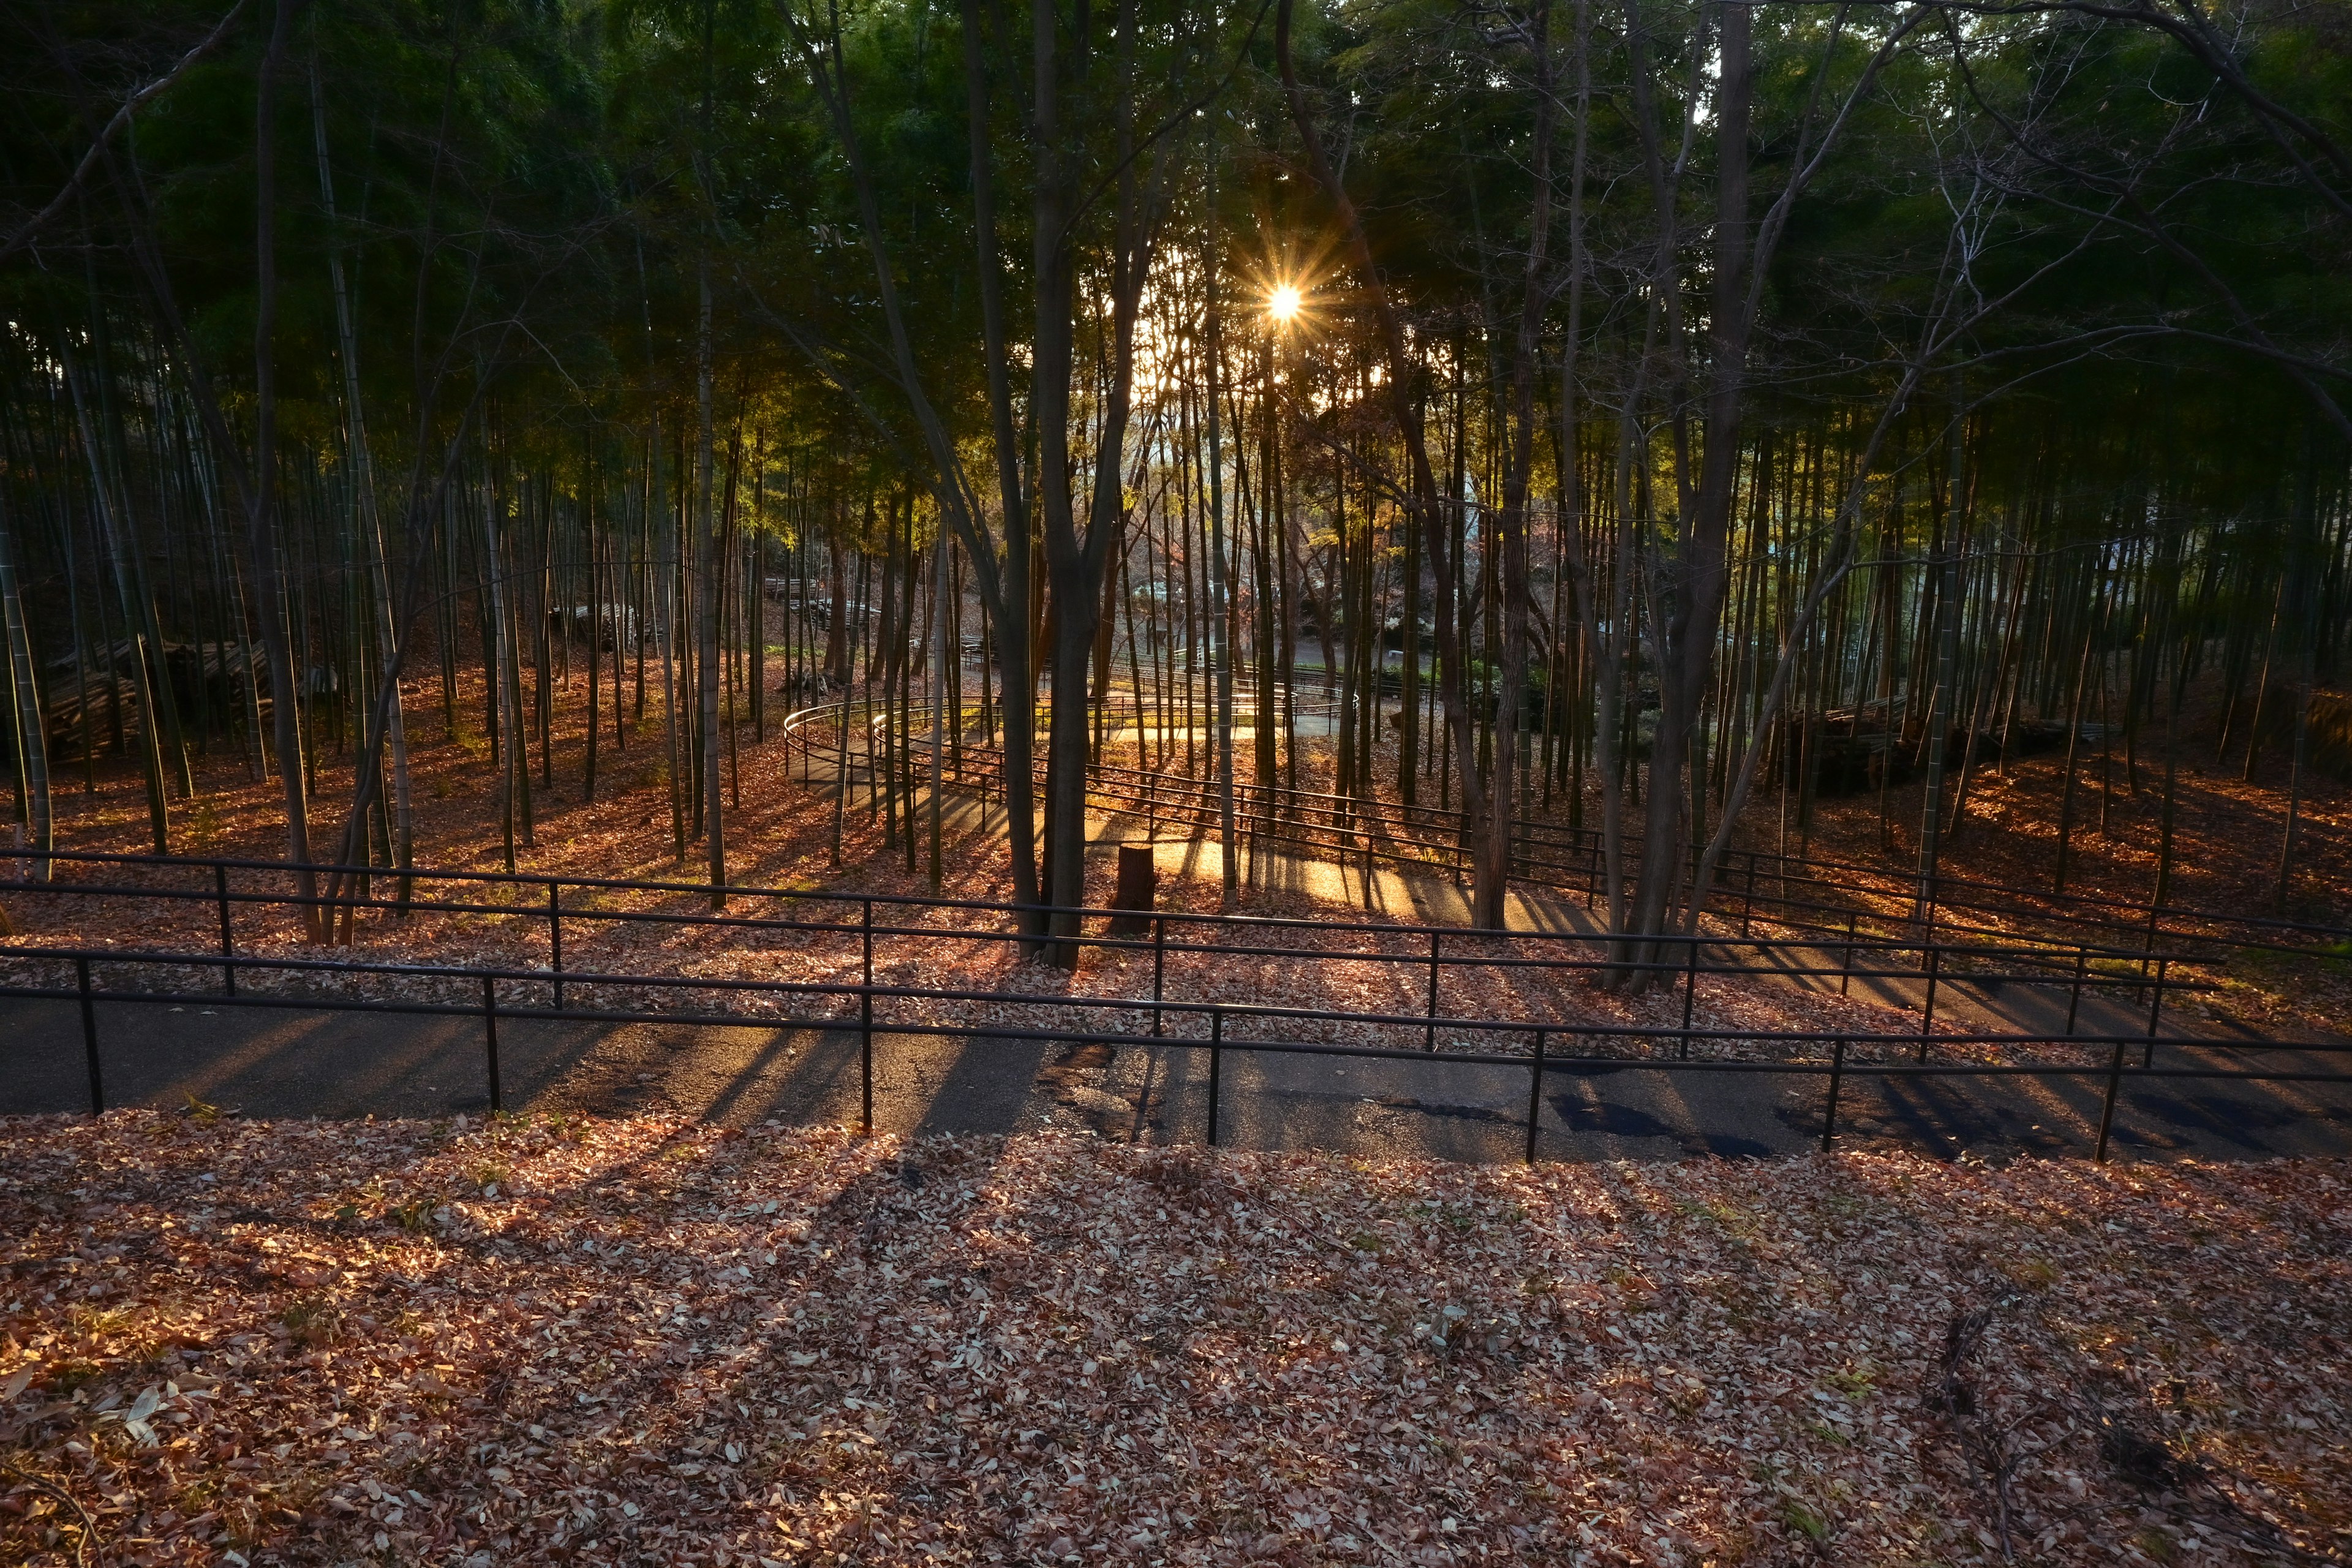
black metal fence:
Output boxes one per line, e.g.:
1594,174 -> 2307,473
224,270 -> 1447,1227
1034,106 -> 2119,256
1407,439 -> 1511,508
5,848 -> 2345,1162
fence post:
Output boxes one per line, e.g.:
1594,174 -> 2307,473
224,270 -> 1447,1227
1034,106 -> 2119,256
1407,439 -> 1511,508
1741,855 -> 1756,937
1425,930 -> 1441,1052
1681,937 -> 1700,1060
78,957 -> 102,1116
1152,914 -> 1166,1039
861,899 -> 875,1136
215,863 -> 236,999
1820,1036 -> 1845,1153
1839,912 -> 1856,998
2144,957 -> 2168,1069
2094,1036 -> 2127,1163
1920,946 -> 1941,1041
481,974 -> 503,1115
548,880 -> 564,1012
1205,1008 -> 1224,1147
2067,944 -> 2087,1036
1524,1029 -> 1545,1165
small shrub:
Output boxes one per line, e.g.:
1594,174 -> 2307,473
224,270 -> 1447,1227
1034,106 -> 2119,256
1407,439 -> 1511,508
386,1196 -> 442,1233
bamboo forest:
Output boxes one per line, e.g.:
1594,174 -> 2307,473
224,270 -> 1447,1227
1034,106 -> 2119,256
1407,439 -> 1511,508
3,0 -> 2348,946
4,4 -> 2352,1566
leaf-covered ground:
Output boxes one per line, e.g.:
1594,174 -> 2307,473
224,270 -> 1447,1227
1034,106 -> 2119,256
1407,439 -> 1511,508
2,1112 -> 2346,1567
6,684 -> 2001,1079
19,660 -> 2349,1046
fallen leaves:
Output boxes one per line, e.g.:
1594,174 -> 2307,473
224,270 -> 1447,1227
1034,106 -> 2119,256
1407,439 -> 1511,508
1,791 -> 2081,1088
2,1113 -> 2346,1567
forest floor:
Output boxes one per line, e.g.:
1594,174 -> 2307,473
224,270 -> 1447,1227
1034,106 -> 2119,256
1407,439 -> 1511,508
2,1114 -> 2347,1568
2,665 -> 2347,1158
18,662 -> 2351,925
1061,669 -> 2352,1041
0,665 -> 2054,1054
5,681 -> 2347,1564
18,663 -> 2352,1030
4,676 -> 2350,1161
23,665 -> 2351,925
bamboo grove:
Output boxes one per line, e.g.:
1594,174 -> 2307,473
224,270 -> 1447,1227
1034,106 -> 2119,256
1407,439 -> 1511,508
1,0 -> 2346,954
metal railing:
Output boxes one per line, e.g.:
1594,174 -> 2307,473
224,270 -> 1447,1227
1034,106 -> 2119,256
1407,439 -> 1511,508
0,844 -> 2198,1033
6,848 -> 2339,1163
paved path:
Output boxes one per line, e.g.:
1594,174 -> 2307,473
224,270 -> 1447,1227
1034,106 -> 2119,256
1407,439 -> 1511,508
5,767 -> 2348,1164
4,987 -> 2346,1163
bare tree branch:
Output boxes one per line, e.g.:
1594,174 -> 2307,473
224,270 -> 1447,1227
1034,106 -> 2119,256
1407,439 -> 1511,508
1,1 -> 251,261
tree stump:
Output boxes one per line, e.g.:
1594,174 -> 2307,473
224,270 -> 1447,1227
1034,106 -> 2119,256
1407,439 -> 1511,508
1109,843 -> 1156,937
